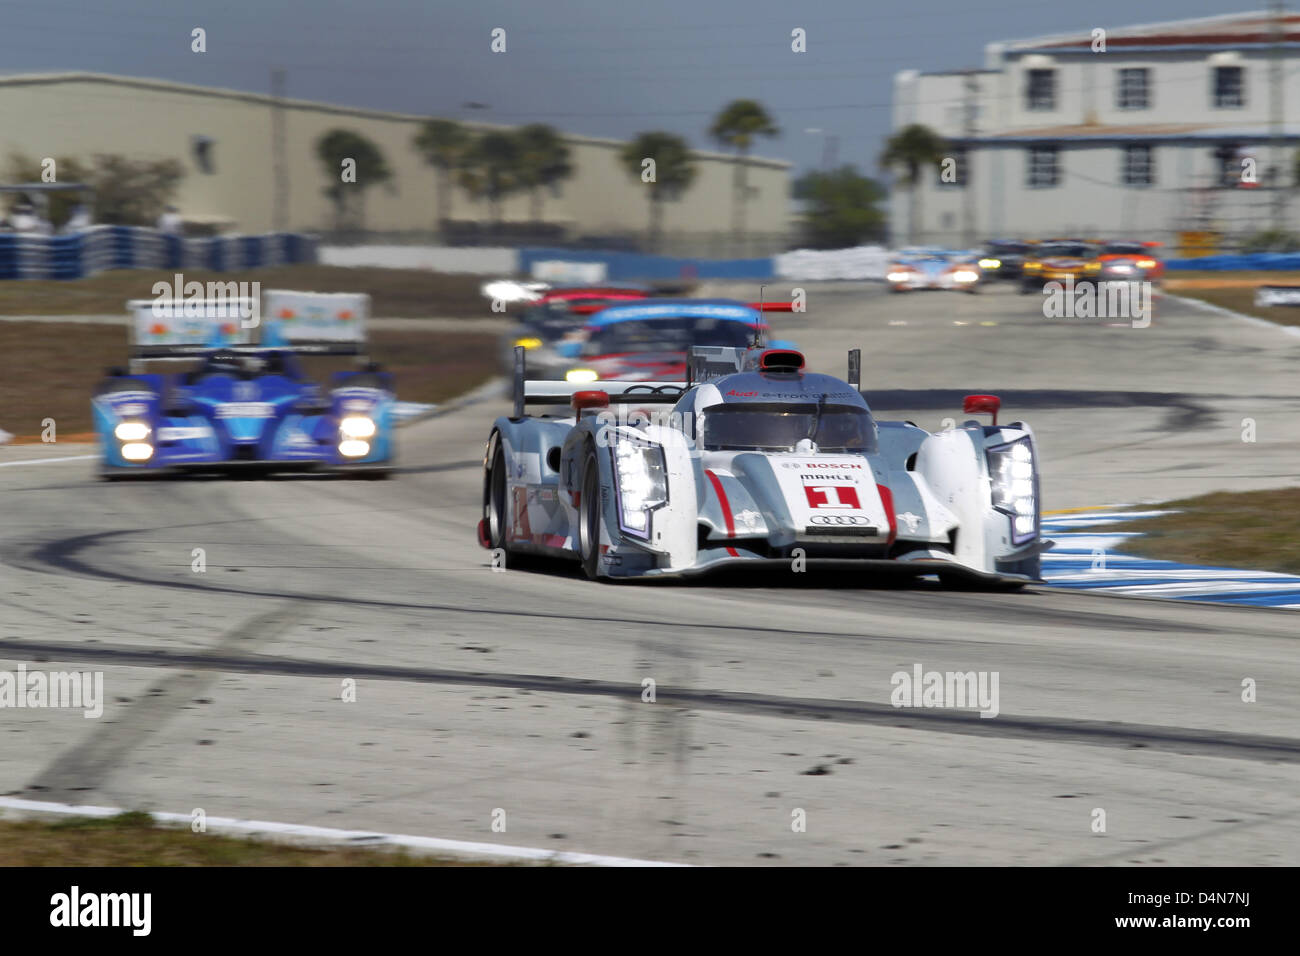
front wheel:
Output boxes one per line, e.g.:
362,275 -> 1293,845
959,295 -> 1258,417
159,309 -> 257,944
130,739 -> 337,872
486,442 -> 513,555
577,447 -> 603,580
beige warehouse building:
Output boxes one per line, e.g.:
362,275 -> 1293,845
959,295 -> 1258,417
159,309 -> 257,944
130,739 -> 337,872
0,73 -> 791,247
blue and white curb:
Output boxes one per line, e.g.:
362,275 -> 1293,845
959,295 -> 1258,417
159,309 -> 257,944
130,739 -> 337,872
1041,509 -> 1300,609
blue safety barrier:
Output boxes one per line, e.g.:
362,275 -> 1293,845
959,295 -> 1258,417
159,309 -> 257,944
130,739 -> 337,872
0,227 -> 318,279
1166,252 -> 1300,270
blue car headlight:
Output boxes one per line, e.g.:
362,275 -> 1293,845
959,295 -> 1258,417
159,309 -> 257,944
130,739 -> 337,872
340,415 -> 376,439
986,438 -> 1038,544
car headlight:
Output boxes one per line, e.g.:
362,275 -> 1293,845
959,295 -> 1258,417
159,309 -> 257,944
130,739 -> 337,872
340,415 -> 376,439
566,368 -> 599,384
886,271 -> 911,282
120,442 -> 153,461
952,270 -> 979,282
612,441 -> 667,537
978,258 -> 1001,269
339,439 -> 371,458
114,421 -> 150,442
1024,262 -> 1042,272
514,337 -> 543,350
986,438 -> 1038,544
1137,258 -> 1157,269
1083,262 -> 1101,273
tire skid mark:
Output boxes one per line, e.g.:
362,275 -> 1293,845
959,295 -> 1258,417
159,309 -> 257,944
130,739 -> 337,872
13,529 -> 1222,639
2,637 -> 1296,765
15,603 -> 304,804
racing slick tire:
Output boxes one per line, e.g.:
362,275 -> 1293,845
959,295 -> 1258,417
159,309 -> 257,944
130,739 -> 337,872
486,442 -> 517,560
578,444 -> 603,580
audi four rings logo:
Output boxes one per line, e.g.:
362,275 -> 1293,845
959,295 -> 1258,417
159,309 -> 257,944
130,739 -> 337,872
809,514 -> 872,525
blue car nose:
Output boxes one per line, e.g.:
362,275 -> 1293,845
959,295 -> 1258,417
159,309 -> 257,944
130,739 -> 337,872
224,418 -> 267,442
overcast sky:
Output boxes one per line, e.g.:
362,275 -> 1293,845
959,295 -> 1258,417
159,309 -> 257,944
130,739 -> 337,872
2,0 -> 1260,177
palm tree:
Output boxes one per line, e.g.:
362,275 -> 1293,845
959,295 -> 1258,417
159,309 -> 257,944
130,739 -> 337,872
514,124 -> 574,224
709,100 -> 780,245
458,130 -> 521,231
619,132 -> 697,252
413,119 -> 471,236
315,129 -> 392,231
879,124 -> 949,246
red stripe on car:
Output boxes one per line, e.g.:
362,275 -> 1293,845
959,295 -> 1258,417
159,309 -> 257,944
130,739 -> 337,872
876,483 -> 897,546
705,469 -> 740,557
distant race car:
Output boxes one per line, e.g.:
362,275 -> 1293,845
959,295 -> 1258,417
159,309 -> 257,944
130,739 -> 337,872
93,292 -> 394,478
478,343 -> 1048,587
1020,239 -> 1099,293
1084,240 -> 1165,284
976,240 -> 1033,281
501,284 -> 652,373
886,249 -> 983,293
544,298 -> 797,384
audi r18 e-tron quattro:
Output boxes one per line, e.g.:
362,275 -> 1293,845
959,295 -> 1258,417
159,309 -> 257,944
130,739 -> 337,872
478,343 -> 1048,587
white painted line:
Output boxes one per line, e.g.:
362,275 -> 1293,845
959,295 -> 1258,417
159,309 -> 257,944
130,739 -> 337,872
0,796 -> 689,867
0,453 -> 97,468
1164,291 -> 1300,339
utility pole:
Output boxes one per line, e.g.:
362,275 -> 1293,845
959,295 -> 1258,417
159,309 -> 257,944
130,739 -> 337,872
1269,0 -> 1286,233
962,70 -> 979,247
271,68 -> 288,232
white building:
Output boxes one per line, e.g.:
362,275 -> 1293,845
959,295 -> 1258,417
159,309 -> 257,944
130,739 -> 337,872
891,11 -> 1300,250
0,73 -> 791,250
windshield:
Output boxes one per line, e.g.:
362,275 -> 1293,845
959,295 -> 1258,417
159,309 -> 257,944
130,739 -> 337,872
1036,243 -> 1094,259
699,402 -> 878,453
581,317 -> 756,357
1101,242 -> 1147,256
987,242 -> 1029,255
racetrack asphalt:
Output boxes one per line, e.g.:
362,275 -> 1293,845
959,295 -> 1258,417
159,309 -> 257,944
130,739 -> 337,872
1,284 -> 1296,865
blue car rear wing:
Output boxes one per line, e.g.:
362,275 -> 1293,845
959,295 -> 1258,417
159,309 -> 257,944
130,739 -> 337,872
124,294 -> 369,370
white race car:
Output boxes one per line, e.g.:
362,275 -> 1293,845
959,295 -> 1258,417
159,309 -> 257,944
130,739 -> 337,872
886,249 -> 983,293
478,345 -> 1049,587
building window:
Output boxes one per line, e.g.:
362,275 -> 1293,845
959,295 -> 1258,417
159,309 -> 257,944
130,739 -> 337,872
1026,69 -> 1056,111
1213,144 -> 1254,187
1027,146 -> 1059,188
1213,66 -> 1244,108
937,147 -> 968,187
1117,68 -> 1150,110
1122,145 -> 1154,186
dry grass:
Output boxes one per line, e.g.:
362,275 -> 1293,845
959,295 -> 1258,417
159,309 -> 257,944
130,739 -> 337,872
0,266 -> 494,318
1096,488 -> 1300,574
0,322 -> 498,440
0,812 -> 496,866
1165,270 -> 1300,326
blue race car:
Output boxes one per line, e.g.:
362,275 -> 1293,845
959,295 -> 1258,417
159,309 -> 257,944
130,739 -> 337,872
94,296 -> 395,478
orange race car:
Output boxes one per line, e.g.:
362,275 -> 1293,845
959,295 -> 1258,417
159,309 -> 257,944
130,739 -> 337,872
1019,239 -> 1099,294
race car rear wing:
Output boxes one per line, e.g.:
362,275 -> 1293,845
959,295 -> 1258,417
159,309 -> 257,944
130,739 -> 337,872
125,291 -> 370,368
511,346 -> 683,418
